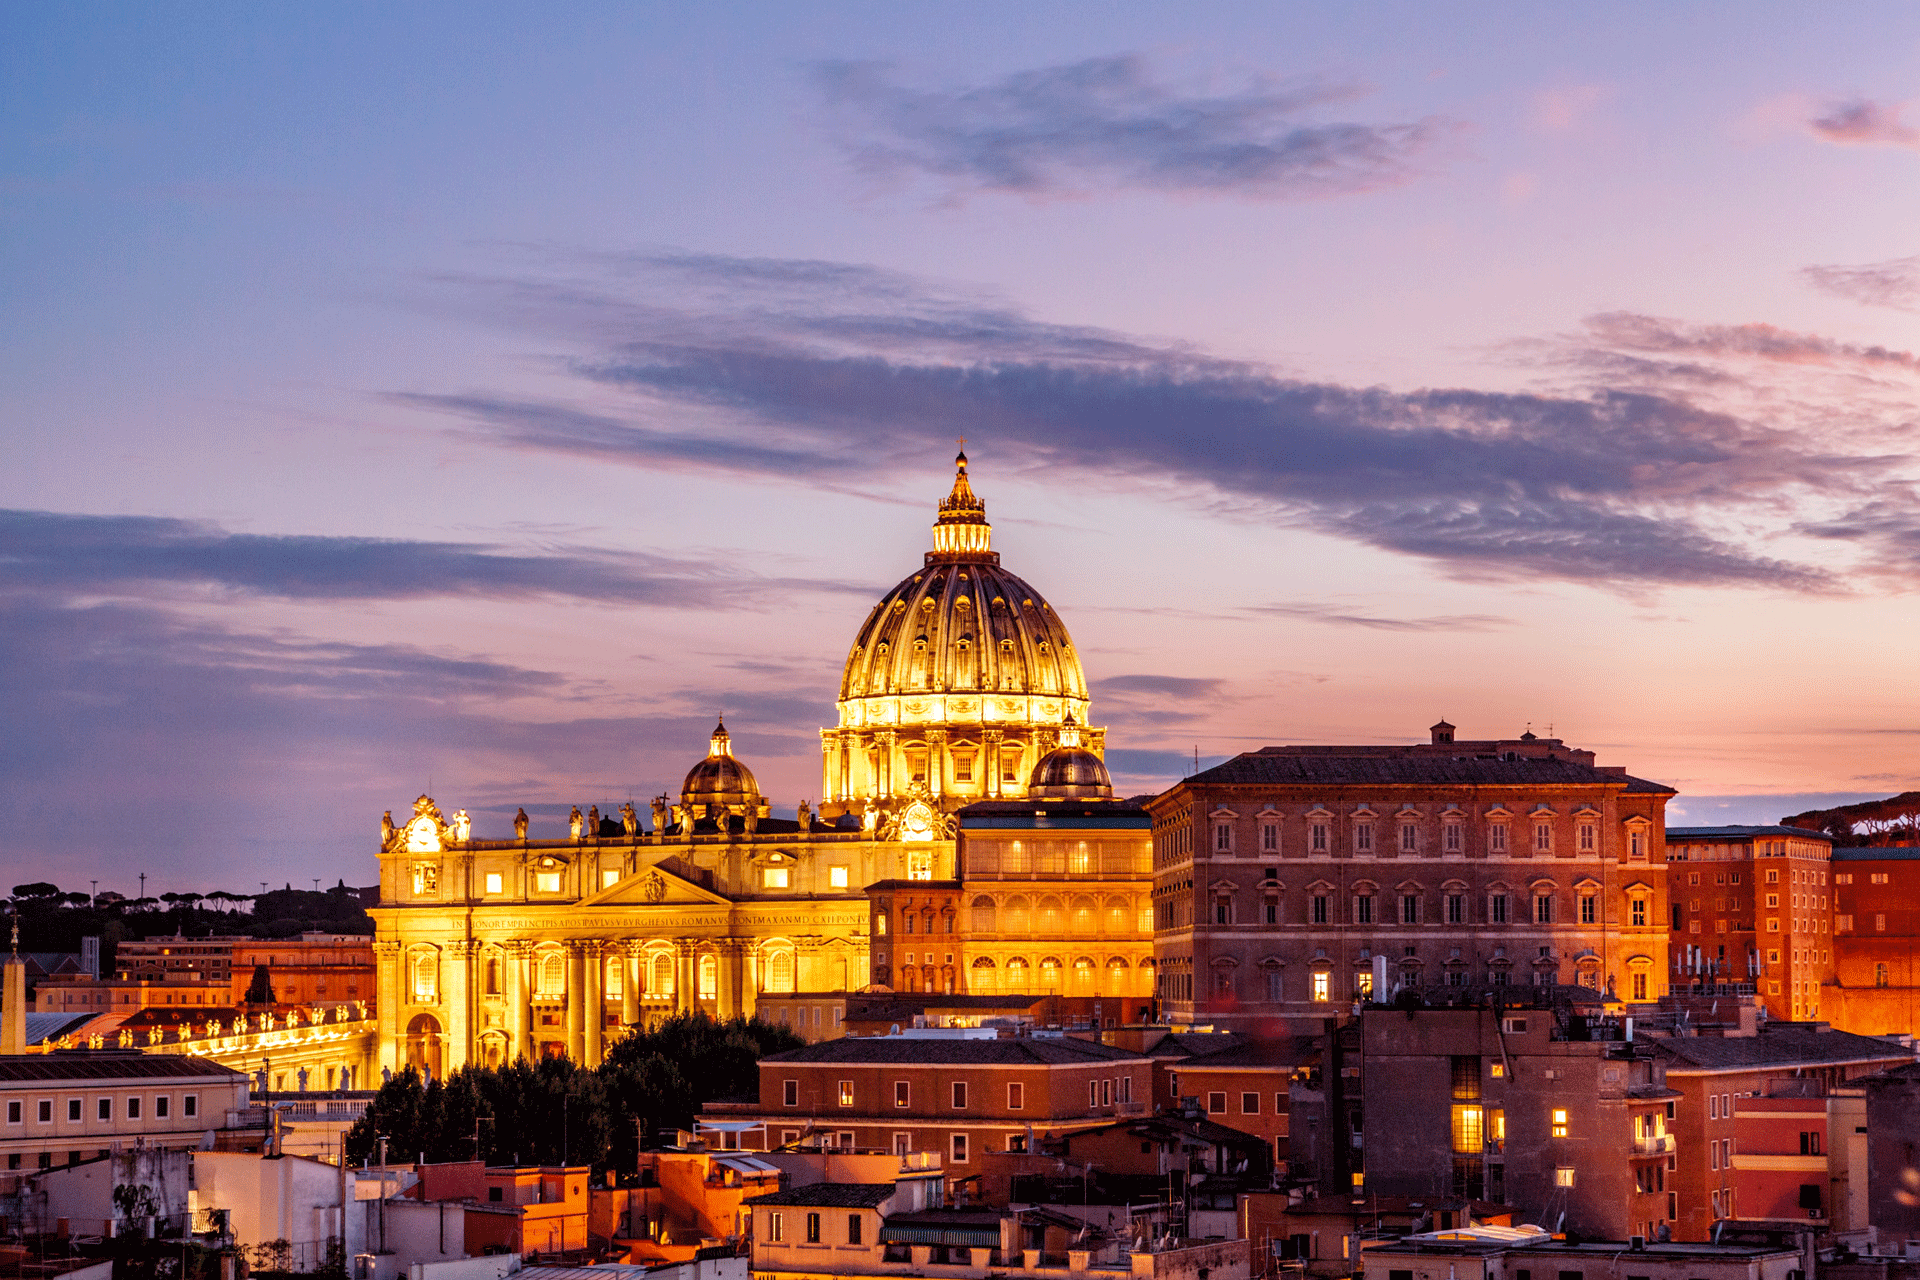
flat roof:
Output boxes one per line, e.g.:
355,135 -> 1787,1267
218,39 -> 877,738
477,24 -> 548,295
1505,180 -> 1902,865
0,1052 -> 248,1083
1668,826 -> 1834,842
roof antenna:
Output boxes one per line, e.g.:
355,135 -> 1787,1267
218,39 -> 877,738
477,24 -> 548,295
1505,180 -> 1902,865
1192,745 -> 1200,777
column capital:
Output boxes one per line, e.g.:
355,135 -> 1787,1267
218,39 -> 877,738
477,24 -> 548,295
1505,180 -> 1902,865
373,940 -> 402,959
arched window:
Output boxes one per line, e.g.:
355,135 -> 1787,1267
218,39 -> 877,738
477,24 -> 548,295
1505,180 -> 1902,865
766,950 -> 795,993
1039,956 -> 1062,988
1071,895 -> 1097,933
1105,898 -> 1129,934
1003,895 -> 1031,933
1005,957 -> 1030,993
698,954 -> 718,1000
970,956 -> 997,995
1073,957 -> 1096,989
605,955 -> 623,1000
540,952 -> 565,997
410,953 -> 438,1002
652,953 -> 674,996
972,896 -> 996,933
1037,896 -> 1063,933
484,956 -> 501,996
1106,956 -> 1130,996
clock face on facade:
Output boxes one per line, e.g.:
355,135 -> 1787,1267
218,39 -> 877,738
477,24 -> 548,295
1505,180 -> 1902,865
899,801 -> 936,842
406,816 -> 442,853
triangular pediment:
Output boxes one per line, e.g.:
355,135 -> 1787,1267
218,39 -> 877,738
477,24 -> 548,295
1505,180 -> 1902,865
581,858 -> 732,907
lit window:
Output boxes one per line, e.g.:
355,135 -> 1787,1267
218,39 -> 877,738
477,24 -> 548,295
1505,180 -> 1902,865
602,868 -> 620,889
1555,1167 -> 1575,1187
535,872 -> 561,894
1311,972 -> 1330,1002
763,868 -> 790,889
829,867 -> 849,889
1630,898 -> 1647,928
838,1081 -> 854,1107
484,873 -> 503,895
1551,1109 -> 1569,1138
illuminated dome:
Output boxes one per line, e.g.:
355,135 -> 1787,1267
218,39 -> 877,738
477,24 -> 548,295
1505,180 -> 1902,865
681,718 -> 763,814
820,451 -> 1103,817
1026,714 -> 1113,799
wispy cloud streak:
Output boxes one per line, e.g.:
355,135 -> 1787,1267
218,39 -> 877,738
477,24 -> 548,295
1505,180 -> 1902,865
813,55 -> 1450,202
1809,99 -> 1920,149
1802,255 -> 1920,311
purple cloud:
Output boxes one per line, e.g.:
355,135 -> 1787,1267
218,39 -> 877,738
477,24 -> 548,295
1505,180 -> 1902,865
1801,255 -> 1920,311
813,55 -> 1450,202
1809,99 -> 1920,149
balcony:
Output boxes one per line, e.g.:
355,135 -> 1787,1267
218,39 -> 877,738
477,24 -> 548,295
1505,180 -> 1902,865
1632,1135 -> 1673,1157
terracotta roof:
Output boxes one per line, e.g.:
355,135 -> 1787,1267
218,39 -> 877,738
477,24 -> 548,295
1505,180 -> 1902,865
0,1051 -> 247,1083
762,1036 -> 1147,1066
1185,753 -> 1673,793
746,1182 -> 897,1208
1650,1029 -> 1911,1073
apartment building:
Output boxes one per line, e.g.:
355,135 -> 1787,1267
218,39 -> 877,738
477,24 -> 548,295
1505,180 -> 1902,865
1727,1090 -> 1830,1222
711,1032 -> 1152,1169
1155,1038 -> 1317,1166
0,1052 -> 250,1170
1148,724 -> 1674,1031
1646,1022 -> 1910,1239
1830,847 -> 1920,1036
1666,827 -> 1835,1022
1358,998 -> 1679,1242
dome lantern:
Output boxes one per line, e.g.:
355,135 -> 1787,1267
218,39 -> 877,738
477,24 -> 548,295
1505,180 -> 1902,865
928,449 -> 996,564
681,716 -> 766,817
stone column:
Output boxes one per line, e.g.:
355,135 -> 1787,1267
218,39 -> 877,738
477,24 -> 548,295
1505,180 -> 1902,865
714,940 -> 741,1020
621,942 -> 641,1030
565,944 -> 587,1063
927,729 -> 948,799
506,942 -> 531,1064
444,941 -> 475,1073
583,942 -> 604,1067
877,730 -> 897,799
984,730 -> 1003,798
373,942 -> 401,1075
820,732 -> 837,812
675,939 -> 697,1013
840,733 -> 855,803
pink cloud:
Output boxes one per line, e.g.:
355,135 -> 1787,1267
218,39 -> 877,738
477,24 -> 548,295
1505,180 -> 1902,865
1809,98 -> 1920,149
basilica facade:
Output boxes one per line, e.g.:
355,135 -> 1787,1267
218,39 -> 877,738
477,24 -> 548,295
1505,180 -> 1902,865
368,454 -> 1131,1076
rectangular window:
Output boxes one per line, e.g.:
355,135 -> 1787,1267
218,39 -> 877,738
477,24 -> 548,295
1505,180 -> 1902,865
829,867 -> 850,888
1535,823 -> 1552,851
893,1132 -> 910,1156
1535,895 -> 1554,924
535,872 -> 561,893
484,873 -> 503,895
1264,900 -> 1277,924
950,1133 -> 968,1163
1215,825 -> 1231,851
155,1096 -> 169,1119
1356,823 -> 1373,852
838,1081 -> 854,1107
848,1214 -> 863,1245
1400,824 -> 1417,852
1490,894 -> 1508,923
1579,823 -> 1595,852
951,1081 -> 967,1109
1580,895 -> 1596,924
1491,824 -> 1508,853
1447,894 -> 1465,924
1311,823 -> 1328,852
68,1099 -> 82,1122
1007,1081 -> 1023,1110
806,1212 -> 822,1244
895,1081 -> 910,1108
1312,895 -> 1328,924
1090,1080 -> 1099,1108
5,1101 -> 18,1124
1555,1167 -> 1575,1187
1312,971 -> 1330,1002
1122,1076 -> 1132,1104
784,1079 -> 799,1107
763,868 -> 790,889
1262,824 -> 1278,852
1242,1092 -> 1259,1114
1215,898 -> 1231,925
1632,972 -> 1648,1000
38,1100 -> 52,1123
1551,1109 -> 1569,1138
126,1097 -> 140,1120
1266,971 -> 1283,1001
1356,895 -> 1374,924
1207,1092 -> 1227,1113
1401,894 -> 1420,925
1630,898 -> 1646,927
768,1212 -> 783,1243
1445,823 -> 1462,851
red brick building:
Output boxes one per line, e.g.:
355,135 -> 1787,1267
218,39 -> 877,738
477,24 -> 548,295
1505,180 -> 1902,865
1666,827 -> 1835,1022
709,1032 -> 1151,1171
1149,725 -> 1674,1031
1647,1023 -> 1909,1239
1829,847 -> 1920,1036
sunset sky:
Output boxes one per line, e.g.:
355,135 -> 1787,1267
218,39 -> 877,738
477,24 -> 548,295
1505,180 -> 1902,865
6,4 -> 1920,892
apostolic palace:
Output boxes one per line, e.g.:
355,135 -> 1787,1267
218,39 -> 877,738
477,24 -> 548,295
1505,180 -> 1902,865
370,452 -> 1680,1075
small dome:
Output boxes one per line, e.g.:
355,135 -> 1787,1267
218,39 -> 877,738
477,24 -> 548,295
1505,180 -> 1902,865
1026,712 -> 1112,799
681,718 -> 762,811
